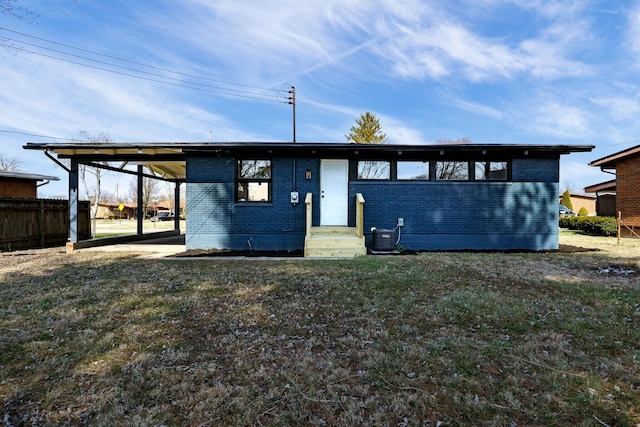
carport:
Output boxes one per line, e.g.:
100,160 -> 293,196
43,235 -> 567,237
24,142 -> 188,252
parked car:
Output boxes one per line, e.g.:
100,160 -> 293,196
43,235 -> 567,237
559,205 -> 576,217
150,211 -> 174,222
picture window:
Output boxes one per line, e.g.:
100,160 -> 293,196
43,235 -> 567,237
357,161 -> 390,180
236,160 -> 272,202
435,161 -> 469,181
397,161 -> 429,180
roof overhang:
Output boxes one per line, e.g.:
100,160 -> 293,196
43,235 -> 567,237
0,170 -> 59,182
25,141 -> 595,181
589,144 -> 640,169
584,179 -> 616,193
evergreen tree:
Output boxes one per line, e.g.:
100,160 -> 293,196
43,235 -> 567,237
346,112 -> 388,144
560,190 -> 573,210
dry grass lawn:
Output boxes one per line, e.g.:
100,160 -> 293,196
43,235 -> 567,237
1,231 -> 639,426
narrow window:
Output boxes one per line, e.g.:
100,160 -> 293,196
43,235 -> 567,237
475,161 -> 508,181
435,161 -> 469,181
236,160 -> 272,202
357,161 -> 390,180
397,161 -> 429,180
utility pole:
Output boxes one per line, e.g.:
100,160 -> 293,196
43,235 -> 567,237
288,86 -> 296,143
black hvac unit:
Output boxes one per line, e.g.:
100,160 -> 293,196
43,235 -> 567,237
372,228 -> 396,251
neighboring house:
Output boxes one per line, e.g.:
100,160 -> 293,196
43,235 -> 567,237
0,170 -> 59,198
583,180 -> 616,217
559,193 -> 596,216
24,142 -> 593,255
588,144 -> 640,226
92,202 -> 137,219
154,200 -> 186,216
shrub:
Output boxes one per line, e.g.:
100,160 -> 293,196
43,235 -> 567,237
560,190 -> 573,210
577,207 -> 589,217
559,216 -> 617,237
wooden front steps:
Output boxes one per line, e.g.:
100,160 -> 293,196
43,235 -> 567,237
304,226 -> 367,258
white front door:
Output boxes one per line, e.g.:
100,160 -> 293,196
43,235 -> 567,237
320,159 -> 349,226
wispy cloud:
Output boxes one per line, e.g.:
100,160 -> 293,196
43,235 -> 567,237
527,102 -> 594,139
443,95 -> 505,120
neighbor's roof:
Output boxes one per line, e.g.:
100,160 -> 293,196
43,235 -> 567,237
589,144 -> 640,169
584,179 -> 616,193
565,193 -> 596,200
0,170 -> 59,182
24,141 -> 595,181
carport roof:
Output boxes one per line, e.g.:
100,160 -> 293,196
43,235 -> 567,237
25,141 -> 594,181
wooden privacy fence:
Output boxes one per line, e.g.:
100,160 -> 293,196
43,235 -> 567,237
0,198 -> 90,251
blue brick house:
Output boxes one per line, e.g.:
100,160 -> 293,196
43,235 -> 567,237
183,143 -> 592,255
24,142 -> 592,255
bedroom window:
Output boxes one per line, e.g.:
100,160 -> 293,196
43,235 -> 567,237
357,160 -> 390,180
475,161 -> 509,180
236,160 -> 272,202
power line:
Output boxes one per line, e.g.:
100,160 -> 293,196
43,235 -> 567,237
0,27 -> 290,103
0,36 -> 284,101
0,42 -> 289,103
0,27 -> 282,92
0,129 -> 79,141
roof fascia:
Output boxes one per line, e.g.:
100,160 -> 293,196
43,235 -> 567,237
589,144 -> 640,168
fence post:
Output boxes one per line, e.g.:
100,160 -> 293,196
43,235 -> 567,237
39,200 -> 46,247
617,211 -> 621,245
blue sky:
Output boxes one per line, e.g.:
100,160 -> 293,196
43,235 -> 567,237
1,0 -> 638,197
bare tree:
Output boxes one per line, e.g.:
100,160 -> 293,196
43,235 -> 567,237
357,161 -> 390,179
78,131 -> 111,237
434,138 -> 474,180
163,182 -> 176,213
128,175 -> 161,218
1,0 -> 79,22
0,0 -> 36,21
437,137 -> 473,145
435,161 -> 469,180
0,154 -> 21,171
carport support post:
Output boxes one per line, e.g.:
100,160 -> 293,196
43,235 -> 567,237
137,165 -> 144,235
174,182 -> 180,230
67,158 -> 79,253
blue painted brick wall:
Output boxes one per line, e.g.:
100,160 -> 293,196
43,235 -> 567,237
186,155 -> 319,251
350,181 -> 559,250
186,154 -> 560,251
512,158 -> 559,182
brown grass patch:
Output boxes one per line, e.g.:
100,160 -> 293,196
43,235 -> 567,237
1,233 -> 639,425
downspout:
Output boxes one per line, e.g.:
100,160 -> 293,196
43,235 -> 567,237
45,149 -> 70,172
600,167 -> 616,175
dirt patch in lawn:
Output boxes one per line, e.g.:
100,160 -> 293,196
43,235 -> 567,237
176,248 -> 304,257
557,244 -> 600,253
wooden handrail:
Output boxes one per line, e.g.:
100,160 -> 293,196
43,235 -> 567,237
355,193 -> 365,238
305,193 -> 313,238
